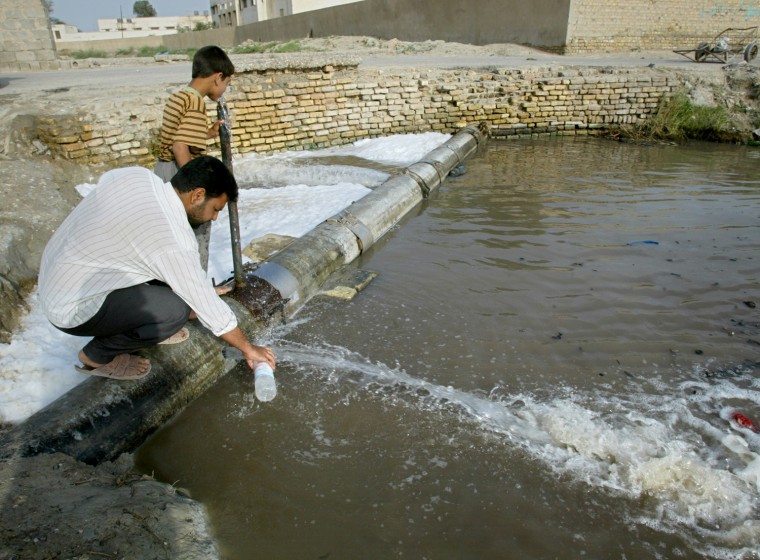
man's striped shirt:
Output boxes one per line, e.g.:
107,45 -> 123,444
39,167 -> 237,337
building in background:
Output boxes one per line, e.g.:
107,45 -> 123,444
0,0 -> 58,71
52,13 -> 212,44
210,0 -> 362,28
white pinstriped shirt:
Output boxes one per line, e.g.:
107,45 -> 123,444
39,167 -> 237,336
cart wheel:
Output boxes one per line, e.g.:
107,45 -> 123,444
695,42 -> 709,62
744,42 -> 758,62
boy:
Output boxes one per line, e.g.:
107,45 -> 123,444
155,45 -> 235,270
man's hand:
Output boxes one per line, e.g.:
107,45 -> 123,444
243,345 -> 276,371
219,327 -> 277,370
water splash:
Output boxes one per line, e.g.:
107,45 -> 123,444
259,335 -> 760,557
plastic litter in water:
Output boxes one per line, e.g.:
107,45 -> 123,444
730,411 -> 760,433
626,240 -> 659,245
448,164 -> 466,177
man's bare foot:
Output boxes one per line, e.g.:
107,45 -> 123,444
215,284 -> 233,296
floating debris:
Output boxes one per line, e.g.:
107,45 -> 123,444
732,412 -> 760,433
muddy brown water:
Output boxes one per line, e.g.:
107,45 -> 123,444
137,138 -> 760,559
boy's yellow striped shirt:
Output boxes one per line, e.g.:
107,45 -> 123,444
158,87 -> 208,161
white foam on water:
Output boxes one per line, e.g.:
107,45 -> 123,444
232,156 -> 390,189
0,291 -> 85,423
207,182 -> 371,283
0,133 -> 449,424
273,131 -> 451,167
266,337 -> 760,557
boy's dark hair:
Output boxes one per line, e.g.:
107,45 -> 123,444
171,155 -> 238,202
192,45 -> 235,79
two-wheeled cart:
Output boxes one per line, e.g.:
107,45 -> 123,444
673,26 -> 758,63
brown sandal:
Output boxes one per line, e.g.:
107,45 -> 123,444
75,354 -> 152,380
158,327 -> 190,345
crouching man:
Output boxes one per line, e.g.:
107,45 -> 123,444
39,155 -> 275,380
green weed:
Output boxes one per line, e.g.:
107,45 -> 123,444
232,40 -> 315,54
618,91 -> 739,142
70,49 -> 109,59
135,46 -> 197,58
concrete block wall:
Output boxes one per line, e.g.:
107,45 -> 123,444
166,0 -> 760,57
0,0 -> 59,71
33,65 -> 682,166
36,99 -> 165,167
567,0 -> 760,53
2,0 -> 759,74
224,0 -> 571,51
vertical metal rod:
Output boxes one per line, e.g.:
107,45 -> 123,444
217,98 -> 245,288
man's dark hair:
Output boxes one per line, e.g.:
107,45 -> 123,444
171,156 -> 238,202
192,45 -> 235,79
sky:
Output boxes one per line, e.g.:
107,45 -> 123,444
50,0 -> 214,31
0,133 -> 449,424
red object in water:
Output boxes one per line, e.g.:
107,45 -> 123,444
731,412 -> 760,433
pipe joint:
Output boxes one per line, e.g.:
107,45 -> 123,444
404,163 -> 440,198
251,261 -> 302,304
327,209 -> 375,252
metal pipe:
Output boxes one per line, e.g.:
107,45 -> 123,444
253,123 -> 488,314
217,98 -> 245,288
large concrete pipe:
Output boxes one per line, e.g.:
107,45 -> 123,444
254,123 -> 487,314
0,123 -> 487,465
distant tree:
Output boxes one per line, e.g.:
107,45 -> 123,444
44,0 -> 65,25
133,1 -> 157,17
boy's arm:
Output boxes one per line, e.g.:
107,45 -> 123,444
208,119 -> 223,139
172,142 -> 193,168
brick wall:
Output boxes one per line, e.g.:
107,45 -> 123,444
34,64 -> 684,167
0,0 -> 60,71
567,0 -> 760,53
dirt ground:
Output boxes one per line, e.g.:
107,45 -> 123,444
0,451 -> 217,560
1,36 -> 759,560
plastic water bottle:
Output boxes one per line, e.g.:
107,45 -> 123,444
254,362 -> 277,402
